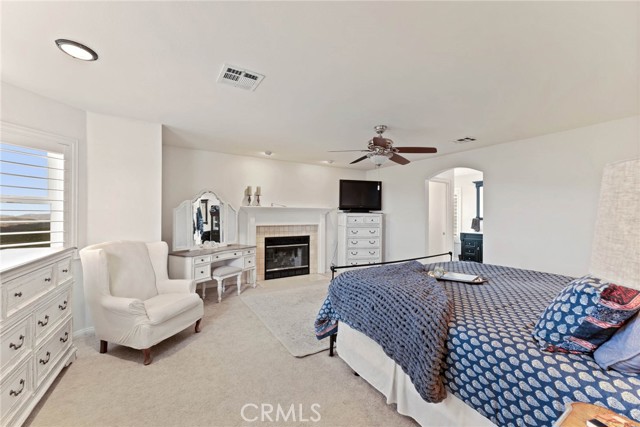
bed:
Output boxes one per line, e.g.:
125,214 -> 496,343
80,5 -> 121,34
316,159 -> 639,427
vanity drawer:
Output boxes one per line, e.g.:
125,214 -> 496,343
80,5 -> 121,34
1,318 -> 31,371
5,266 -> 55,316
1,358 -> 33,425
56,257 -> 73,284
347,238 -> 380,248
194,266 -> 211,281
35,319 -> 72,387
347,249 -> 380,259
347,227 -> 379,237
243,248 -> 255,256
244,256 -> 255,269
34,287 -> 72,342
193,255 -> 212,265
212,252 -> 236,262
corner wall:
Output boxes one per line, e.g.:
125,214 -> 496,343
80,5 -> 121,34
367,116 -> 639,277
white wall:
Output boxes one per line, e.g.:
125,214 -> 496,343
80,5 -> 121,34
367,116 -> 639,277
162,144 -> 366,268
86,112 -> 162,245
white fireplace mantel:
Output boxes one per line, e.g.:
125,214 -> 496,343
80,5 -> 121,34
238,206 -> 333,274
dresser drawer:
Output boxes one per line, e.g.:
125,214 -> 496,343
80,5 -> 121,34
347,227 -> 379,237
347,238 -> 380,248
1,358 -> 33,425
0,318 -> 31,371
363,216 -> 381,224
193,255 -> 212,265
35,319 -> 72,387
193,265 -> 211,281
346,259 -> 378,266
346,216 -> 365,225
5,266 -> 55,316
34,288 -> 71,342
347,249 -> 380,259
56,257 -> 73,284
244,256 -> 255,269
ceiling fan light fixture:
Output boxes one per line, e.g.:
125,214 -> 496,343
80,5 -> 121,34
55,39 -> 98,61
369,153 -> 391,166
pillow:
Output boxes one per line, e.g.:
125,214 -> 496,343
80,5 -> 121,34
532,275 -> 607,349
544,283 -> 640,354
594,313 -> 640,374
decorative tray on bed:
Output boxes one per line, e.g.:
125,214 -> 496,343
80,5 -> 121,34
426,270 -> 487,284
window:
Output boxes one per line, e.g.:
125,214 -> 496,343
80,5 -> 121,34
0,122 -> 77,250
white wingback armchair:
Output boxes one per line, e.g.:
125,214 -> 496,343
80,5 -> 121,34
80,241 -> 204,365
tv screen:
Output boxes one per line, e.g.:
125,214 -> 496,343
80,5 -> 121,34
339,180 -> 382,212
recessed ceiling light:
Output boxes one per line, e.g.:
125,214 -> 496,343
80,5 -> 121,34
55,39 -> 98,61
263,151 -> 273,156
324,160 -> 335,165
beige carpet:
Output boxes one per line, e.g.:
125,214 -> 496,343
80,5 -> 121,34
240,279 -> 330,357
24,275 -> 418,427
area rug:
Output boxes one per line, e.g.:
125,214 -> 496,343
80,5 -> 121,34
240,280 -> 331,357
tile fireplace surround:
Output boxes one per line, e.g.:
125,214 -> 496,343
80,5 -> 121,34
238,206 -> 332,282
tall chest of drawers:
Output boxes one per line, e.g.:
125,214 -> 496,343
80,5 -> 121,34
0,247 -> 77,427
336,212 -> 383,266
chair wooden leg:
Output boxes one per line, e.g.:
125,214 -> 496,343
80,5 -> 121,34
142,348 -> 152,365
195,318 -> 202,333
100,340 -> 108,354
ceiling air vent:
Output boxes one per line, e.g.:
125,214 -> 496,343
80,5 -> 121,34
217,64 -> 265,91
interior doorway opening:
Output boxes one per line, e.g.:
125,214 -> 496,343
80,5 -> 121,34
427,167 -> 484,262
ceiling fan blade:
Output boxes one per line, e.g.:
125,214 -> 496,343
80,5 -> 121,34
372,137 -> 391,147
390,153 -> 410,165
328,149 -> 369,153
395,147 -> 438,154
350,155 -> 369,164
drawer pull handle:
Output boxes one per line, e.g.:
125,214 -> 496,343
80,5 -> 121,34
60,332 -> 69,343
38,315 -> 50,327
351,230 -> 359,234
59,301 -> 68,311
39,351 -> 51,365
14,292 -> 23,298
350,251 -> 357,255
369,230 -> 376,234
351,241 -> 357,245
369,240 -> 375,244
369,251 -> 376,255
9,379 -> 25,397
9,335 -> 25,350
44,277 -> 52,282
62,269 -> 69,273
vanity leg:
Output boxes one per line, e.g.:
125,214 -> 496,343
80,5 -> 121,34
237,274 -> 242,296
217,280 -> 222,303
252,269 -> 257,288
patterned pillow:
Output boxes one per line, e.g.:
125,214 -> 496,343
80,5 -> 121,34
532,275 -> 608,349
547,284 -> 640,354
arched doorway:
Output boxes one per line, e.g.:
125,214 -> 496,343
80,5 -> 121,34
427,167 -> 484,261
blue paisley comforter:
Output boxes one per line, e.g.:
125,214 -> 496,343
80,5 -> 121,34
319,261 -> 640,426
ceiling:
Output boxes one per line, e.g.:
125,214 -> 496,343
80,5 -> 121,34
2,1 -> 638,169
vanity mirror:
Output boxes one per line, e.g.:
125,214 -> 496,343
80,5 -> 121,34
173,190 -> 238,251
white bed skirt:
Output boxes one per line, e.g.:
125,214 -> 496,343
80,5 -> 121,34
337,321 -> 497,427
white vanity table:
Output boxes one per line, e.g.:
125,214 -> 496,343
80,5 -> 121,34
168,245 -> 256,298
168,190 -> 256,300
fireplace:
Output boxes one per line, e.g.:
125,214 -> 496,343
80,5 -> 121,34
264,235 -> 310,280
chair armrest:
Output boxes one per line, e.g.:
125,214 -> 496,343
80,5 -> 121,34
156,279 -> 196,294
101,295 -> 147,316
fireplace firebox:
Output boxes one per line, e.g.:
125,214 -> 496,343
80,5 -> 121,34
264,235 -> 310,280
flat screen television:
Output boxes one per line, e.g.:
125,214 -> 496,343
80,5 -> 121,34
339,179 -> 382,212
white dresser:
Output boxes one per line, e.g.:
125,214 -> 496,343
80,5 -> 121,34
336,212 -> 383,266
0,247 -> 77,427
168,244 -> 257,296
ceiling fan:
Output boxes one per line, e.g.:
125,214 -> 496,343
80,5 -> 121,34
331,125 -> 437,166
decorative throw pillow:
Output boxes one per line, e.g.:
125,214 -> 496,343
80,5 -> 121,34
594,314 -> 640,374
532,275 -> 608,349
546,284 -> 640,354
